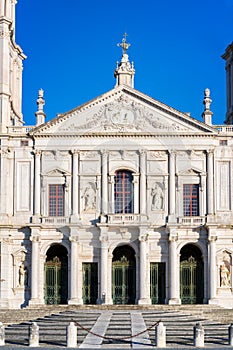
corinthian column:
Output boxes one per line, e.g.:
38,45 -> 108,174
168,233 -> 180,304
168,151 -> 176,221
207,150 -> 214,216
138,233 -> 151,304
34,150 -> 41,220
29,233 -> 40,305
101,150 -> 108,215
68,236 -> 82,304
71,150 -> 79,221
139,150 -> 147,215
99,229 -> 109,304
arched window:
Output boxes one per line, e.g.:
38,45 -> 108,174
114,170 -> 134,214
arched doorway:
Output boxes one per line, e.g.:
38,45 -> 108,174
112,245 -> 136,304
180,244 -> 204,304
44,245 -> 68,305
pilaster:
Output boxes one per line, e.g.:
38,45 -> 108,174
139,150 -> 147,215
208,230 -> 218,303
168,150 -> 176,223
101,150 -> 108,216
207,149 -> 214,220
70,150 -> 80,223
33,150 -> 41,223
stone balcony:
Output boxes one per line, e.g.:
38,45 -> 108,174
41,217 -> 70,225
178,216 -> 206,226
107,214 -> 143,225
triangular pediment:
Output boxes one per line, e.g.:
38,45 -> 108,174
178,167 -> 203,176
44,168 -> 71,177
30,85 -> 217,136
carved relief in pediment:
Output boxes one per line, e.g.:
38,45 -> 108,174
148,151 -> 167,160
59,94 -> 190,133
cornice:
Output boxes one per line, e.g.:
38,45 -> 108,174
32,132 -> 218,139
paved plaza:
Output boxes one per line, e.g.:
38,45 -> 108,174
2,308 -> 233,348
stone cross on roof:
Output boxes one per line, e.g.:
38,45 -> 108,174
117,33 -> 131,54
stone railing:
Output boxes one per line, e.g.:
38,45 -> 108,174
7,126 -> 34,134
214,125 -> 233,133
178,216 -> 206,225
108,214 -> 141,224
41,217 -> 69,225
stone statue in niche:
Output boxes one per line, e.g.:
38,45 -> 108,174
19,263 -> 28,287
220,251 -> 231,287
151,183 -> 164,210
83,183 -> 96,211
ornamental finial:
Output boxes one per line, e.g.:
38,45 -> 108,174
117,33 -> 131,54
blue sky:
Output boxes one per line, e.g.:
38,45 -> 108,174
16,0 -> 233,126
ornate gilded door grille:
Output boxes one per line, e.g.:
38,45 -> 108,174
180,256 -> 203,304
112,256 -> 136,304
44,256 -> 68,304
150,262 -> 166,304
82,263 -> 98,304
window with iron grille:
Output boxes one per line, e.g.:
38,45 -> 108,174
49,184 -> 64,216
183,184 -> 199,216
114,170 -> 134,214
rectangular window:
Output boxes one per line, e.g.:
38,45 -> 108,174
49,184 -> 64,216
220,140 -> 227,146
114,171 -> 134,214
183,184 -> 199,216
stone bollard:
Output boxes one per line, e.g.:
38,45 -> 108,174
194,322 -> 204,347
29,322 -> 39,347
155,321 -> 166,348
0,322 -> 5,346
228,323 -> 233,346
67,322 -> 77,348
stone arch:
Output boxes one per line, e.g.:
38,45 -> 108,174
180,243 -> 204,304
112,244 -> 136,304
44,243 -> 68,305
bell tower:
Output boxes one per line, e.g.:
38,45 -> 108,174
222,42 -> 233,124
0,0 -> 25,133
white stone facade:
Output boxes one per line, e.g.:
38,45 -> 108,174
0,2 -> 233,309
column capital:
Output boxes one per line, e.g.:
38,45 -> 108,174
70,149 -> 80,155
169,233 -> 178,242
208,235 -> 217,243
207,148 -> 214,155
99,234 -> 108,243
139,234 -> 149,242
33,149 -> 41,156
30,235 -> 40,243
100,149 -> 109,157
139,149 -> 147,157
69,236 -> 79,243
168,149 -> 176,158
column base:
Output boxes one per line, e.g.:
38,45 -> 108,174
168,298 -> 181,305
168,214 -> 177,224
97,298 -> 113,305
208,298 -> 218,305
138,298 -> 151,305
32,215 -> 41,224
29,298 -> 44,307
68,298 -> 83,305
70,215 -> 81,224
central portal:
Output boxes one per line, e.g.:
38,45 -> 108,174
112,245 -> 136,304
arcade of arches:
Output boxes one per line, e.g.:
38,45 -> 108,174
43,243 -> 204,305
